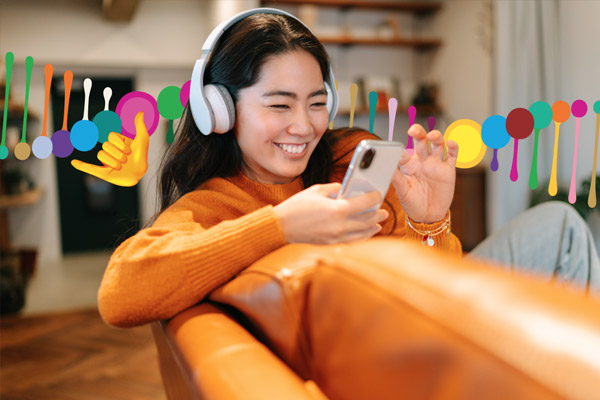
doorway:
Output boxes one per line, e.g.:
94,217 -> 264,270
50,76 -> 140,253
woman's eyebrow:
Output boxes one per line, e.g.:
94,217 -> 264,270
262,88 -> 327,99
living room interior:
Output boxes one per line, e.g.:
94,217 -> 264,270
1,0 -> 599,399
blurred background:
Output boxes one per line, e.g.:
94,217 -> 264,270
0,0 -> 599,316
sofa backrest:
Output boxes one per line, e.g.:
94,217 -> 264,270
208,238 -> 600,399
306,239 -> 600,399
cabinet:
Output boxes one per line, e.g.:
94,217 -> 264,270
451,166 -> 487,251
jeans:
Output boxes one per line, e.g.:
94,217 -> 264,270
467,201 -> 600,295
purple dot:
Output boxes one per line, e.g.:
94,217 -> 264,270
52,130 -> 74,158
571,99 -> 588,118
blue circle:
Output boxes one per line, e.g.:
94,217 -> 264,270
481,115 -> 510,149
71,120 -> 99,152
0,146 -> 8,160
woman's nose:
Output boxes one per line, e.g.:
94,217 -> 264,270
288,108 -> 312,136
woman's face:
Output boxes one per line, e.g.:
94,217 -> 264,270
235,50 -> 330,184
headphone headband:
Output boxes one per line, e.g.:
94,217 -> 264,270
189,7 -> 338,135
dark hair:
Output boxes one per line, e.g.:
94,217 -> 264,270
157,13 -> 335,214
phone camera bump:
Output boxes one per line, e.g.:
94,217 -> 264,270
359,149 -> 376,169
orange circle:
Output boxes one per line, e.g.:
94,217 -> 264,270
552,100 -> 571,123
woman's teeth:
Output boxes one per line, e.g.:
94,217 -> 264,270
277,143 -> 307,154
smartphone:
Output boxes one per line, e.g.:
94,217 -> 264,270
337,140 -> 405,211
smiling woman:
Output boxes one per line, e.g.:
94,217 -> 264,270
97,9 -> 462,328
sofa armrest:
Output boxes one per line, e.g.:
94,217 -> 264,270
153,303 -> 327,400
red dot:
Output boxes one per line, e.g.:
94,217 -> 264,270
506,108 -> 534,139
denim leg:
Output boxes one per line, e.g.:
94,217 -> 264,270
467,201 -> 600,294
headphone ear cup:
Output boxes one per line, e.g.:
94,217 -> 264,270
324,81 -> 333,116
205,84 -> 235,134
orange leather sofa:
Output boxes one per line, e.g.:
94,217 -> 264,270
152,238 -> 600,400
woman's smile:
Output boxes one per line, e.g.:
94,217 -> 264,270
274,142 -> 309,157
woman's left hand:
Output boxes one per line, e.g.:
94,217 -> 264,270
391,123 -> 458,223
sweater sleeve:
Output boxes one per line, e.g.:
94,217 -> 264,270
98,196 -> 287,328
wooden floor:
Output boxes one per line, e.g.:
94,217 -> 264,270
0,308 -> 166,400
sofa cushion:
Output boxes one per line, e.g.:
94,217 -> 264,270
209,243 -> 340,378
306,238 -> 600,400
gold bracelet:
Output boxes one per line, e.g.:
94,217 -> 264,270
406,211 -> 451,247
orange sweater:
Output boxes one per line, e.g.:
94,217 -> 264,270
98,130 -> 462,327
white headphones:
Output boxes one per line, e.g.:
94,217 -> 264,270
189,7 -> 339,135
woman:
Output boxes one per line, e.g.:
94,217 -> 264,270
98,11 -> 598,328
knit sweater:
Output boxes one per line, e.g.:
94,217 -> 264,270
98,129 -> 462,327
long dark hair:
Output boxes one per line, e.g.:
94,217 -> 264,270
158,13 -> 336,214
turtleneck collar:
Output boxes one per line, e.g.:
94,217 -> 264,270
227,172 -> 304,205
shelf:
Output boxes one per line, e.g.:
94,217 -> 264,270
262,1 -> 441,15
319,35 -> 441,49
0,188 -> 44,209
0,100 -> 39,121
337,105 -> 443,117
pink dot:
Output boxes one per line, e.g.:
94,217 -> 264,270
571,99 -> 588,118
180,80 -> 191,107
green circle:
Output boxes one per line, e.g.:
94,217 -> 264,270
529,101 -> 553,130
594,100 -> 600,114
157,86 -> 184,120
94,110 -> 122,143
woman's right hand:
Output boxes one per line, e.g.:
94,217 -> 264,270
273,182 -> 389,245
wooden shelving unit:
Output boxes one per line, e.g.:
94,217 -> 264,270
263,1 -> 442,48
263,0 -> 441,14
0,187 -> 44,209
318,36 -> 441,49
337,104 -> 442,117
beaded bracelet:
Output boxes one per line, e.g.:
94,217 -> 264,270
406,211 -> 451,247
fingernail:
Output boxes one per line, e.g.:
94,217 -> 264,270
380,209 -> 389,220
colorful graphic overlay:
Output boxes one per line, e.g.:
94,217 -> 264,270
2,52 -> 599,207
71,111 -> 149,187
527,101 -> 553,189
443,119 -> 486,169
